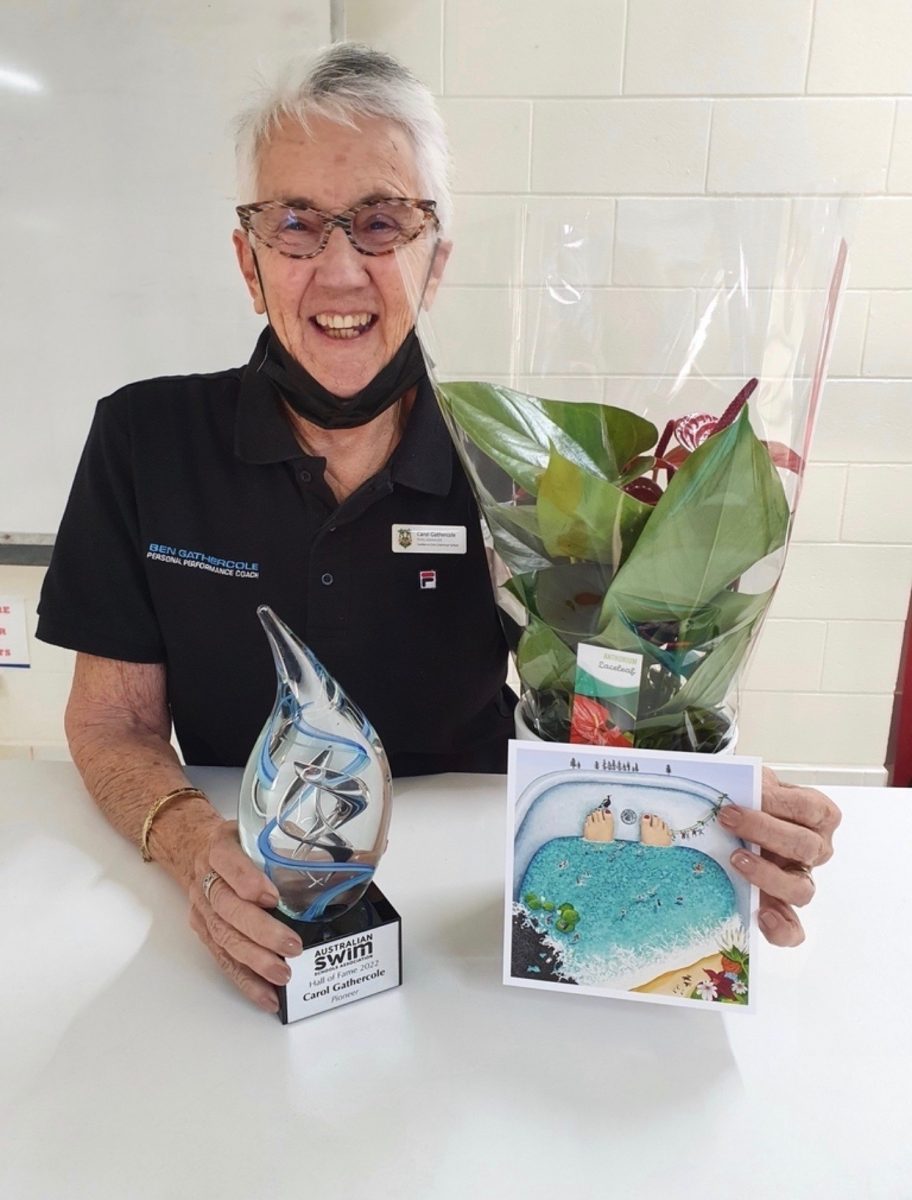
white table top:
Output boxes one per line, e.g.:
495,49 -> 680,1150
0,761 -> 907,1199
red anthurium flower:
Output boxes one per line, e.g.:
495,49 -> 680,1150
673,413 -> 717,452
714,377 -> 759,432
674,377 -> 761,454
570,696 -> 633,746
625,375 -> 802,502
662,446 -> 689,468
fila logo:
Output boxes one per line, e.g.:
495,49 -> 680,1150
419,570 -> 437,590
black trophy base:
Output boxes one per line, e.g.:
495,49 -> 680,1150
274,883 -> 402,1024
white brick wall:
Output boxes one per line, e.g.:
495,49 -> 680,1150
444,0 -> 626,97
532,101 -> 711,193
889,102 -> 912,191
342,0 -> 912,774
4,6 -> 910,775
707,100 -> 894,194
624,1 -> 813,96
806,0 -> 912,95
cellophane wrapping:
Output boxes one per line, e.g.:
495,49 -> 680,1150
399,198 -> 850,751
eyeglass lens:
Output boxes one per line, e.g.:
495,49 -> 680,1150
249,201 -> 428,255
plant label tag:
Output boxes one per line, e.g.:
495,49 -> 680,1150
570,643 -> 643,746
391,524 -> 466,554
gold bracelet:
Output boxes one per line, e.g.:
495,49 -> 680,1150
140,786 -> 206,862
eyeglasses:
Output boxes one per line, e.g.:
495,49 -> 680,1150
235,198 -> 439,259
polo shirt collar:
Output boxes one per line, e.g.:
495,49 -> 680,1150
235,328 -> 453,497
388,375 -> 453,496
235,328 -> 302,465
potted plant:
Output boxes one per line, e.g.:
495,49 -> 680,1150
401,199 -> 849,750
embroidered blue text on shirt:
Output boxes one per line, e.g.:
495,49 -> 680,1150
146,542 -> 260,579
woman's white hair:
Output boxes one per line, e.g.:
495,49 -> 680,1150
234,43 -> 452,235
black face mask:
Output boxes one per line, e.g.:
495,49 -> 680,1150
260,325 -> 428,430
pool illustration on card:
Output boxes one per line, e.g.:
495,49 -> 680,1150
506,743 -> 760,1009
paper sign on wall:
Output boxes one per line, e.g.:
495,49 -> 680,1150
0,597 -> 30,667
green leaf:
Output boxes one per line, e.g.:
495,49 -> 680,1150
651,621 -> 754,717
483,503 -> 553,572
536,445 -> 654,566
436,382 -> 548,494
541,399 -> 657,480
619,455 -> 656,485
599,407 -> 790,627
508,562 -> 612,639
435,383 -> 659,494
515,617 -> 577,693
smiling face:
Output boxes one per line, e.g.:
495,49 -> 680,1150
233,113 -> 448,398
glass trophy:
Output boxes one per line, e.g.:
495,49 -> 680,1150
240,606 -> 400,1022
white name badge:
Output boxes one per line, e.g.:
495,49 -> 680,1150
391,524 -> 467,554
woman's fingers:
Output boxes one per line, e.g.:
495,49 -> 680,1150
761,770 -> 842,860
189,905 -> 280,1013
201,872 -> 303,958
209,820 -> 280,907
756,894 -> 806,947
719,770 -> 836,950
720,804 -> 823,866
730,849 -> 816,907
202,902 -> 294,988
186,820 -> 303,1013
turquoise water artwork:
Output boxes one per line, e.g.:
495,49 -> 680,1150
508,754 -> 756,1006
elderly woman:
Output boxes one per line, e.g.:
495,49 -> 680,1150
37,44 -> 839,1014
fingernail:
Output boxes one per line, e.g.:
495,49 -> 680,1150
284,938 -> 303,956
260,892 -> 278,908
280,965 -> 292,984
719,805 -> 741,827
759,910 -> 781,934
732,851 -> 753,872
259,995 -> 279,1014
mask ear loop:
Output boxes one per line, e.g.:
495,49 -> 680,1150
410,235 -> 443,371
249,240 -> 275,327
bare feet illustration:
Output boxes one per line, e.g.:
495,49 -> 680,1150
641,813 -> 673,847
583,810 -> 615,842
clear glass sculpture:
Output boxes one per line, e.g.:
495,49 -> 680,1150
239,606 -> 392,922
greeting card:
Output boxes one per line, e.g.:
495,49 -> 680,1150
506,741 -> 761,1010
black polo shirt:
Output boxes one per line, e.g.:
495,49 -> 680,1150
37,330 -> 514,775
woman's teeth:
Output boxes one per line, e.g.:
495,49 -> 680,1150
314,313 -> 374,339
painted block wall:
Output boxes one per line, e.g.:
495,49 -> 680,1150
3,2 -> 911,780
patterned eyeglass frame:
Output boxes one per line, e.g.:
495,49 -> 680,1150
235,197 -> 439,259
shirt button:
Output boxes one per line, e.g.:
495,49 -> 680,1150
321,573 -> 334,586
298,469 -> 312,483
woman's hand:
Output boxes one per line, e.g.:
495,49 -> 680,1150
188,819 -> 303,1013
720,767 -> 842,946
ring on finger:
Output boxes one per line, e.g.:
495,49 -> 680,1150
201,870 -> 221,902
791,863 -> 814,883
